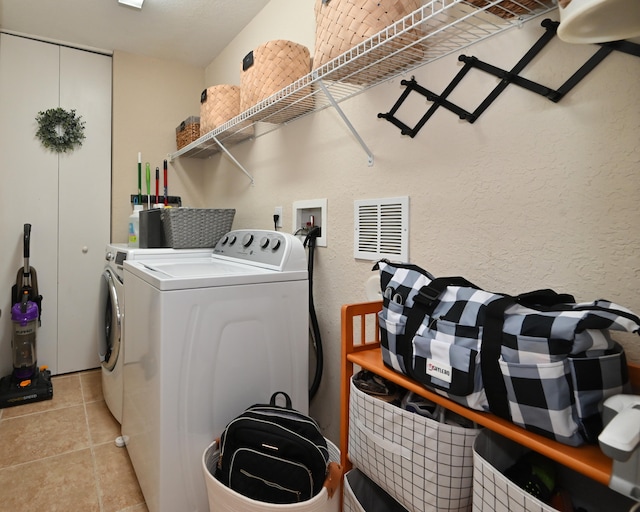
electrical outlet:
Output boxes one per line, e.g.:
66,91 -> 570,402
274,206 -> 283,228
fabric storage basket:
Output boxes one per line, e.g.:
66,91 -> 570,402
348,378 -> 480,512
343,469 -> 409,512
175,116 -> 200,150
313,0 -> 424,85
161,208 -> 235,249
202,438 -> 341,512
473,430 -> 636,512
239,39 -> 312,124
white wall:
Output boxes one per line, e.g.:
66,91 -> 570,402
204,0 -> 314,86
112,51 -> 207,242
188,1 -> 640,444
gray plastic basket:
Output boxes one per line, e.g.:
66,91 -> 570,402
162,208 -> 235,248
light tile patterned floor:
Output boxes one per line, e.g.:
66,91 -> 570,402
0,369 -> 147,512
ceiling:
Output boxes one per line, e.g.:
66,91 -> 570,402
0,0 -> 271,67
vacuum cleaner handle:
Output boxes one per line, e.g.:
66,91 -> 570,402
24,223 -> 31,259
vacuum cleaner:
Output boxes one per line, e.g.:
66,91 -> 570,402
0,224 -> 53,409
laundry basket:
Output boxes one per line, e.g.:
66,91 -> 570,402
202,439 -> 341,512
473,430 -> 636,512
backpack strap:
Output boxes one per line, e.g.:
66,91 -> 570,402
270,391 -> 293,409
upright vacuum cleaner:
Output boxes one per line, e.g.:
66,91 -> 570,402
0,224 -> 53,408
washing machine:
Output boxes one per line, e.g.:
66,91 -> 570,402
122,229 -> 309,512
98,244 -> 214,424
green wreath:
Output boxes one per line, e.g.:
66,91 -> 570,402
35,108 -> 86,153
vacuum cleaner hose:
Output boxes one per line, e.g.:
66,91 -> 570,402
304,227 -> 323,402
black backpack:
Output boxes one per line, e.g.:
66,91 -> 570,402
215,391 -> 329,504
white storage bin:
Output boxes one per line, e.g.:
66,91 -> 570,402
348,378 -> 480,512
202,438 -> 341,512
343,469 -> 408,512
473,430 -> 636,512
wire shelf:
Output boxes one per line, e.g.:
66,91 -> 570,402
169,0 -> 556,160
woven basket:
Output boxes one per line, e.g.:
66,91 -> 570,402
200,85 -> 241,134
240,40 -> 312,124
175,116 -> 200,150
466,0 -> 554,18
313,0 -> 424,85
162,208 -> 235,249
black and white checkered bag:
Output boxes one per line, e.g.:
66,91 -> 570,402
375,260 -> 640,446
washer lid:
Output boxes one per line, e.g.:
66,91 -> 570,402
124,257 -> 307,291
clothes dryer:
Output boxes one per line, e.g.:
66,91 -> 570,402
122,230 -> 309,512
99,244 -> 213,424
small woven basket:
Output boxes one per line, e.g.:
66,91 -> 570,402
313,0 -> 424,84
175,116 -> 200,150
162,208 -> 235,249
240,40 -> 312,123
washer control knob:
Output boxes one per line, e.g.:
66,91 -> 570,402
271,239 -> 281,251
220,236 -> 229,245
242,233 -> 254,247
228,235 -> 237,245
105,252 -> 113,262
260,237 -> 270,249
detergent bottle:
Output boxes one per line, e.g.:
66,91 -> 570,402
128,204 -> 143,247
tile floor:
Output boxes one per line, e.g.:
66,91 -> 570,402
0,369 -> 147,512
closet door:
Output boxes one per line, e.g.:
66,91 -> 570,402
0,33 -> 112,375
57,46 -> 112,373
0,34 -> 60,376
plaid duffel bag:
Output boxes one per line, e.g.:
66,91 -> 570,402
374,259 -> 640,446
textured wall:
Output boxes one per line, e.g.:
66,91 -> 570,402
179,4 -> 640,443
112,51 -> 206,242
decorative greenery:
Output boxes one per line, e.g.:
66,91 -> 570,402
35,108 -> 86,153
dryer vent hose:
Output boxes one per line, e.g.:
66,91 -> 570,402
304,227 -> 323,402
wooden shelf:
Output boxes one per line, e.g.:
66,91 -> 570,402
340,301 -> 640,488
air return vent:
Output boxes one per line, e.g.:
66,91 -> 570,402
354,196 -> 409,261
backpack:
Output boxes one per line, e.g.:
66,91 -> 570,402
215,391 -> 329,504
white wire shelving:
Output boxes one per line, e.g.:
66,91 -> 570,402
169,0 -> 557,177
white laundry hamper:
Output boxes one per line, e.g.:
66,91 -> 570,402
202,439 -> 341,512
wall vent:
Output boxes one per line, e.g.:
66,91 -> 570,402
354,196 -> 409,261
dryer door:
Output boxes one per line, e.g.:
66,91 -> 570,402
98,268 -> 122,371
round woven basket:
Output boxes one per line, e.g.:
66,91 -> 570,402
200,85 -> 241,134
313,0 -> 422,68
240,40 -> 311,119
313,0 -> 423,84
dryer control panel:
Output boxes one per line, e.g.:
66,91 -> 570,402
213,229 -> 307,272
